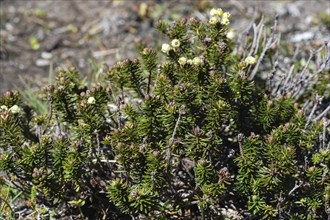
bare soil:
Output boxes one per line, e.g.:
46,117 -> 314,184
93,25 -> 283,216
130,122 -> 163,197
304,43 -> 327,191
0,0 -> 329,94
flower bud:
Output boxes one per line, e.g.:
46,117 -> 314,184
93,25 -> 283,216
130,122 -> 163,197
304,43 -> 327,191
178,17 -> 187,24
139,144 -> 146,152
308,166 -> 315,172
193,126 -> 203,137
286,92 -> 292,98
4,91 -> 13,97
198,159 -> 206,166
57,86 -> 65,92
267,135 -> 274,143
59,77 -> 66,83
152,150 -> 159,157
189,17 -> 199,25
69,67 -> 76,72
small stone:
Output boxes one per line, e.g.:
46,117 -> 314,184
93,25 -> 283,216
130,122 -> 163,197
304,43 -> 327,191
36,59 -> 50,67
291,32 -> 314,42
41,52 -> 53,59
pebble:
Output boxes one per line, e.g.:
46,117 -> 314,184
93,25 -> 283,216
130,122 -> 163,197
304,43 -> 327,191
36,59 -> 50,67
41,51 -> 53,59
19,64 -> 25,70
5,23 -> 14,31
291,32 -> 314,42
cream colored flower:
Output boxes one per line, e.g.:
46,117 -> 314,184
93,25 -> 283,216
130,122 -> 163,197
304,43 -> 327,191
221,17 -> 230,25
193,57 -> 203,66
0,105 -> 8,111
210,8 -> 218,17
187,59 -> 193,65
209,17 -> 218,25
222,12 -> 231,19
171,39 -> 180,48
210,8 -> 223,17
161,43 -> 171,54
245,56 -> 257,65
87,97 -> 96,104
178,57 -> 187,66
9,105 -> 20,114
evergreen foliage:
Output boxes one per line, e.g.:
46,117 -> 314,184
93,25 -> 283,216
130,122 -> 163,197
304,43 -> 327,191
0,8 -> 329,219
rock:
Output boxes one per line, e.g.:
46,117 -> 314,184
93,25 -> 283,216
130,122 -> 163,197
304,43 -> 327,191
291,32 -> 314,42
36,59 -> 50,67
41,52 -> 53,59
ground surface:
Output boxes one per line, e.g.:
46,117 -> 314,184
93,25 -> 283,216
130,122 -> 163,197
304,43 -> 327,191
0,0 -> 329,93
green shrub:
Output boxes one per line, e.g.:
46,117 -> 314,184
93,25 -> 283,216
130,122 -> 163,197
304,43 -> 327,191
1,8 -> 329,219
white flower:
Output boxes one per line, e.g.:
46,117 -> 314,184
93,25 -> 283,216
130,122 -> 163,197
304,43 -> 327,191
245,56 -> 257,65
209,17 -> 218,25
222,12 -> 231,19
0,105 -> 8,111
178,57 -> 187,66
161,43 -> 171,54
187,59 -> 193,65
210,8 -> 218,16
210,8 -> 223,17
193,57 -> 203,66
9,105 -> 20,114
171,39 -> 180,48
226,29 -> 235,39
221,17 -> 230,25
87,97 -> 96,104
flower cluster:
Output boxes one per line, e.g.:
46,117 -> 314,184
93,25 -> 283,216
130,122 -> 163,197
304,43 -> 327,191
161,39 -> 181,54
161,37 -> 204,67
209,8 -> 231,25
0,104 -> 20,114
0,105 -> 8,112
245,56 -> 257,65
178,56 -> 204,66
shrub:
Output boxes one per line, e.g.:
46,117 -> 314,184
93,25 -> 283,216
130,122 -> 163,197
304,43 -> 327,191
1,8 -> 329,219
